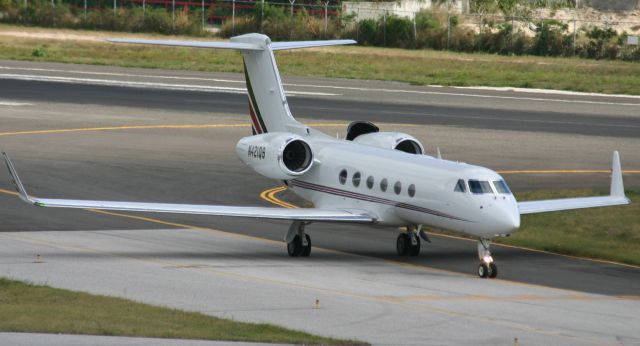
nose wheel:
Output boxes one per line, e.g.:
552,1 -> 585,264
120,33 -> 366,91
477,238 -> 497,278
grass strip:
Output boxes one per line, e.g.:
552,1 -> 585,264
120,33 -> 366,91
501,190 -> 640,266
0,278 -> 365,345
1,24 -> 640,95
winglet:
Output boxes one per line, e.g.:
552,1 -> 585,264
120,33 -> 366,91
610,151 -> 625,198
2,152 -> 37,205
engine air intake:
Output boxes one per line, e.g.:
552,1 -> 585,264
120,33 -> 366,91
395,139 -> 423,155
282,139 -> 313,173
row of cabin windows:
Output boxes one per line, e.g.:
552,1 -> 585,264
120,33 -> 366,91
339,169 -> 415,197
454,179 -> 511,195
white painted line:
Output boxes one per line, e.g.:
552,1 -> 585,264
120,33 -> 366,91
1,65 -> 639,106
451,85 -> 640,99
0,74 -> 339,97
0,101 -> 33,106
283,82 -> 640,107
0,66 -> 245,84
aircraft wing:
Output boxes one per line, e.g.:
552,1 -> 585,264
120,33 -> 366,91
518,151 -> 631,215
2,153 -> 376,223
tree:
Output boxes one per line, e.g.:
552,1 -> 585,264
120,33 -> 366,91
471,0 -> 496,14
497,0 -> 518,15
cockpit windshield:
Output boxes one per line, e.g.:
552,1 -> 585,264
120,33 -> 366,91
493,180 -> 511,194
468,180 -> 492,194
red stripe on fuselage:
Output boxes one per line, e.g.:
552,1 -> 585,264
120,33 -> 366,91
248,99 -> 263,134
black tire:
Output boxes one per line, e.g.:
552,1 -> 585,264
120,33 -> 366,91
489,263 -> 498,278
301,234 -> 312,257
478,263 -> 489,278
396,233 -> 409,256
287,235 -> 303,257
408,236 -> 421,257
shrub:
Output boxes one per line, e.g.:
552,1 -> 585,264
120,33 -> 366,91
532,19 -> 567,56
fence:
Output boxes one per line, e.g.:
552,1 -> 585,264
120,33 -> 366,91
11,0 -> 341,32
3,0 -> 639,59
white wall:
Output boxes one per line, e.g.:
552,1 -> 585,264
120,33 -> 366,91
342,0 -> 468,21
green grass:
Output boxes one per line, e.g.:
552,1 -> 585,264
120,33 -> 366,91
0,278 -> 365,345
501,190 -> 640,266
1,24 -> 640,95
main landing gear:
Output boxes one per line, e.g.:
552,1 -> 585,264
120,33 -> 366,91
477,238 -> 497,279
286,221 -> 311,257
396,226 -> 429,256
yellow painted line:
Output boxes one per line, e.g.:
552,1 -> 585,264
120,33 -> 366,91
0,124 -> 248,137
498,169 -> 640,174
0,188 -> 18,196
259,185 -> 640,270
260,186 -> 297,209
0,122 -> 421,138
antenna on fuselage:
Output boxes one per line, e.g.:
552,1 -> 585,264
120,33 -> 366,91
436,147 -> 442,159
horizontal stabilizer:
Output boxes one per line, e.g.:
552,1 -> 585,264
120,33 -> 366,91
107,38 -> 264,51
2,152 -> 376,223
271,40 -> 356,50
108,37 -> 357,51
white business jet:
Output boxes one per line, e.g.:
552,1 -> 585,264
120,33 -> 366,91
2,33 -> 631,278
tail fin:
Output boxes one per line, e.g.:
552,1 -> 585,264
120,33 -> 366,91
108,35 -> 356,134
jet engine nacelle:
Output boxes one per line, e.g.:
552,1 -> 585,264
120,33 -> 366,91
353,132 -> 425,155
236,132 -> 314,180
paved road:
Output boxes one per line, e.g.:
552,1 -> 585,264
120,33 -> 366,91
1,60 -> 639,344
0,85 -> 638,297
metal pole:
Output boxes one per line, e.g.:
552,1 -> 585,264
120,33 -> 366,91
356,6 -> 359,42
447,13 -> 451,50
383,11 -> 386,47
84,0 -> 87,20
261,0 -> 264,33
572,18 -> 577,56
201,0 -> 204,29
511,14 -> 514,54
413,13 -> 417,44
113,0 -> 116,17
232,0 -> 236,35
172,0 -> 175,31
289,0 -> 294,18
143,0 -> 146,21
323,1 -> 329,37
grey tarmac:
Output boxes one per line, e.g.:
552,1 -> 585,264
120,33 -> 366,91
0,61 -> 639,345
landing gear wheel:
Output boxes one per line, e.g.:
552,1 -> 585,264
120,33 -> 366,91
301,234 -> 312,257
408,236 -> 421,257
489,263 -> 498,278
287,235 -> 303,257
396,233 -> 410,256
478,263 -> 489,278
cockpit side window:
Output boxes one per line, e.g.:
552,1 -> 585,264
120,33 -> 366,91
468,180 -> 492,194
454,179 -> 466,193
493,180 -> 511,194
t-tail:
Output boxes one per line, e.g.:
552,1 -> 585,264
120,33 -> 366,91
108,34 -> 356,134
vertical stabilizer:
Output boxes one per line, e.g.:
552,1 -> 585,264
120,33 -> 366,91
233,34 -> 298,134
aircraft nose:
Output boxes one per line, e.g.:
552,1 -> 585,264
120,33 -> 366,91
501,203 -> 520,233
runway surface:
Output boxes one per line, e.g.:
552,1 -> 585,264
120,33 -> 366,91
1,60 -> 639,345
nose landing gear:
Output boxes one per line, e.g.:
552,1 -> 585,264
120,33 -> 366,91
477,238 -> 497,278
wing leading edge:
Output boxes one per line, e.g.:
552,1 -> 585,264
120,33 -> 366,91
517,151 -> 631,215
2,153 -> 376,223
